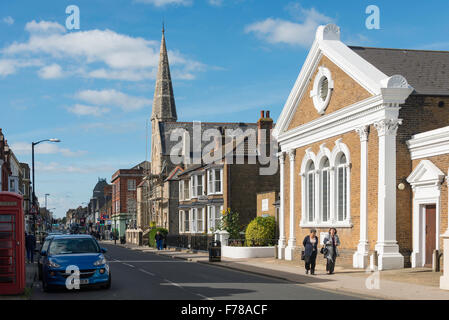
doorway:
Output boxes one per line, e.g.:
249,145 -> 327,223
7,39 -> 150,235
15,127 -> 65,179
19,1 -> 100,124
425,205 -> 436,267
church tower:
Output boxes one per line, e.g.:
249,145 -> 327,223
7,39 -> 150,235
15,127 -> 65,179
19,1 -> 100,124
151,26 -> 177,176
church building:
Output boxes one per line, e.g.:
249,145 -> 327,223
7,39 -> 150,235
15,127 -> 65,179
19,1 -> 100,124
273,24 -> 449,270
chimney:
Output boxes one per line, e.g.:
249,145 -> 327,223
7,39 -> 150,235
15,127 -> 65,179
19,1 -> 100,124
257,110 -> 273,147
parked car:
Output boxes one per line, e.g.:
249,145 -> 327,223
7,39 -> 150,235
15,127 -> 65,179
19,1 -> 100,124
40,234 -> 111,291
38,235 -> 56,280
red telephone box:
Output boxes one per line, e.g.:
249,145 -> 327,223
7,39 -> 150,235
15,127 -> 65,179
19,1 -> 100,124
0,192 -> 25,295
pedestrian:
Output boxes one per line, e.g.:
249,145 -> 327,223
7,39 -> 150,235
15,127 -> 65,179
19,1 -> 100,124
25,232 -> 36,263
323,228 -> 340,274
155,231 -> 163,250
302,229 -> 318,275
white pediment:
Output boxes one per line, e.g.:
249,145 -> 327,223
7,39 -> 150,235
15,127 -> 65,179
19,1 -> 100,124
272,23 -> 414,141
406,160 -> 445,187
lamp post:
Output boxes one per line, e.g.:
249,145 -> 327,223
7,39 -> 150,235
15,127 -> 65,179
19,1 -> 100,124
32,138 -> 60,236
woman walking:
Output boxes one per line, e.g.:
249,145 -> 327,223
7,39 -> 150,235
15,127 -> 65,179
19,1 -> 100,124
302,229 -> 318,275
323,228 -> 340,274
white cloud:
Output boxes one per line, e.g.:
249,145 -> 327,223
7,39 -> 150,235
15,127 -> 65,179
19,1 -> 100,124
25,20 -> 66,34
0,58 -> 42,76
245,6 -> 332,46
67,104 -> 111,117
208,0 -> 222,6
10,142 -> 87,157
38,63 -> 63,79
3,16 -> 14,25
1,20 -> 206,81
134,0 -> 192,7
75,89 -> 151,111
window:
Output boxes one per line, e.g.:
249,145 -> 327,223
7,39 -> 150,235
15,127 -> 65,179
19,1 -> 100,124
197,207 -> 205,233
179,181 -> 184,200
115,200 -> 120,214
337,154 -> 348,222
128,179 -> 136,191
321,158 -> 330,222
207,169 -> 222,194
184,211 -> 190,232
127,199 -> 136,214
306,162 -> 315,222
191,175 -> 204,198
319,77 -> 329,101
207,205 -> 223,233
184,179 -> 190,200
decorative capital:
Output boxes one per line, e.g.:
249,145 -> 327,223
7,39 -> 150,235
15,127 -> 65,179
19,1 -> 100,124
277,152 -> 285,164
355,125 -> 370,142
288,149 -> 296,161
374,118 -> 402,137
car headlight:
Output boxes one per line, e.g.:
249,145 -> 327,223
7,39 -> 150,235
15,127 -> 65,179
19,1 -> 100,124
94,258 -> 106,266
47,260 -> 61,268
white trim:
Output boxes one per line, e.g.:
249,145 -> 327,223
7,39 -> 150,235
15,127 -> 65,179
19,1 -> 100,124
310,66 -> 334,114
277,152 -> 286,258
407,126 -> 449,160
272,23 -> 414,140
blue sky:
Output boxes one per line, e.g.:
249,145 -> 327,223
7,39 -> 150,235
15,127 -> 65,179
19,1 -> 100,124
1,0 -> 448,218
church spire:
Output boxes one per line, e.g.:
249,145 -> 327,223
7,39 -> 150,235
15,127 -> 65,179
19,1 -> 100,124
151,26 -> 177,122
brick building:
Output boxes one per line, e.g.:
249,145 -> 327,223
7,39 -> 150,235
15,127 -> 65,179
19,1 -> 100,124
148,28 -> 280,242
273,24 -> 449,270
111,161 -> 149,237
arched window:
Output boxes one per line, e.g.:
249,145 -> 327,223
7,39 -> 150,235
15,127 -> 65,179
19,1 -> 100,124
320,158 -> 330,222
306,162 -> 315,222
336,153 -> 348,221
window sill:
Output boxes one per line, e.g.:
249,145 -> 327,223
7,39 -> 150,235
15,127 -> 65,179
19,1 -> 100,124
299,221 -> 353,228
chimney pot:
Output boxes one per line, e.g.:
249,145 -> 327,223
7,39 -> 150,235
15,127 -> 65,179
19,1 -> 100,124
260,110 -> 265,118
266,110 -> 270,118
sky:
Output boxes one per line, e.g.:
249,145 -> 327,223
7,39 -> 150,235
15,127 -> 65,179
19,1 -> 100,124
1,0 -> 448,218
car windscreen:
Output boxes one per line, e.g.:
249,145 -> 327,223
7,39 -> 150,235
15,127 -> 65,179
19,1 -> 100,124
48,238 -> 100,255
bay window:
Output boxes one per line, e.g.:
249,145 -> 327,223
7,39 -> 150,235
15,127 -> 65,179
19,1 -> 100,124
207,168 -> 223,194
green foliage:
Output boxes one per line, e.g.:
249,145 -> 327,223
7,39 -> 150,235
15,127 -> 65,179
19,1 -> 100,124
245,216 -> 276,246
148,227 -> 168,248
216,208 -> 243,239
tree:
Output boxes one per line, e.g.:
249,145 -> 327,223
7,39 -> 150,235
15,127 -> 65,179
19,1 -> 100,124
216,208 -> 243,239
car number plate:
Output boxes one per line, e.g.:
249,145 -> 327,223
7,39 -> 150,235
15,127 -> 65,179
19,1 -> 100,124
80,279 -> 89,285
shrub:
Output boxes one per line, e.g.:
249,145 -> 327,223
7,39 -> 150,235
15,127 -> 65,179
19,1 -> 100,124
216,208 -> 243,239
245,216 -> 276,246
148,228 -> 168,248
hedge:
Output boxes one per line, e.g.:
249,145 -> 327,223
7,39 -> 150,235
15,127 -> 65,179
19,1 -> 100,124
148,228 -> 168,248
245,216 -> 276,246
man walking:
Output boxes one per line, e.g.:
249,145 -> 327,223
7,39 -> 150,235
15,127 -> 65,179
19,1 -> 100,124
155,231 -> 164,250
25,232 -> 36,263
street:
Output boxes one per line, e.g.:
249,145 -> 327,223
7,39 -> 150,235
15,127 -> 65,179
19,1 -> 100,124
31,244 -> 364,300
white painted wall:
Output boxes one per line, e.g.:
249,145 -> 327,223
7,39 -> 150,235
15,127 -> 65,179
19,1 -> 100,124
221,245 -> 275,259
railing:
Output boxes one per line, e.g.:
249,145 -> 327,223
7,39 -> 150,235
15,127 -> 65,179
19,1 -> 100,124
166,234 -> 214,251
227,238 -> 277,247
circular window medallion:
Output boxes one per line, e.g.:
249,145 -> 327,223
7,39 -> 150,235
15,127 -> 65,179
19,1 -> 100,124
310,67 -> 333,114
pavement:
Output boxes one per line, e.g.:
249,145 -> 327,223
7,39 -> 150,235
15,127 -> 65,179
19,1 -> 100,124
30,242 -> 365,300
105,241 -> 449,300
0,261 -> 37,300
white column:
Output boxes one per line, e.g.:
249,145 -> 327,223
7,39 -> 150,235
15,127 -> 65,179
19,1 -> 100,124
441,173 -> 449,289
373,118 -> 404,270
277,152 -> 286,259
285,149 -> 297,260
353,125 -> 370,268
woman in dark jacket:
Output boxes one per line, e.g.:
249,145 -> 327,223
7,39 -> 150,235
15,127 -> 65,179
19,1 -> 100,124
302,229 -> 318,275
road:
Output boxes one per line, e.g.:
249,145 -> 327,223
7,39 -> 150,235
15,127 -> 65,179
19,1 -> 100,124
32,243 -> 365,300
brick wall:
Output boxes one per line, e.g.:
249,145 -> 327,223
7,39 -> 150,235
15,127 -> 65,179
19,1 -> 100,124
287,55 -> 372,131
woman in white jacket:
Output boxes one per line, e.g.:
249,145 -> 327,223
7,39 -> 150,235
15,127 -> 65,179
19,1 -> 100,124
323,228 -> 340,274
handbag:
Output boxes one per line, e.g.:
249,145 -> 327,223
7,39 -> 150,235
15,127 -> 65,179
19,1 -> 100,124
301,250 -> 305,261
320,246 -> 328,255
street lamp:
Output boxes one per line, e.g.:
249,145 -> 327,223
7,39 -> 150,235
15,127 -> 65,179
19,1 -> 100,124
32,138 -> 61,236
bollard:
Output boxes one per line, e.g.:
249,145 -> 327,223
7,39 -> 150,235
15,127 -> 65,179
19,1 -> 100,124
373,250 -> 378,268
433,250 -> 440,272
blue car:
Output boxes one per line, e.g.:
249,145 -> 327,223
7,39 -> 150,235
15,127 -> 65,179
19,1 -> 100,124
41,234 -> 111,291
